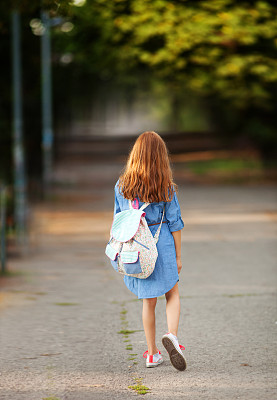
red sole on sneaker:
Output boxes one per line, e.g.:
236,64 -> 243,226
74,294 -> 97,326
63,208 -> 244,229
162,337 -> 187,371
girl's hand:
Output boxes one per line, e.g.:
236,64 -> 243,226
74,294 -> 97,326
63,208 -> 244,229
176,257 -> 182,274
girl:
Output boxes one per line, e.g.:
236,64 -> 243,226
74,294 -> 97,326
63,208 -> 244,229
113,131 -> 186,371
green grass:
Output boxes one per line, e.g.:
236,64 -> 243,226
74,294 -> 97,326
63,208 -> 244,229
117,305 -> 147,392
187,158 -> 263,175
117,329 -> 138,335
223,293 -> 259,298
54,302 -> 79,306
128,384 -> 150,395
42,396 -> 61,400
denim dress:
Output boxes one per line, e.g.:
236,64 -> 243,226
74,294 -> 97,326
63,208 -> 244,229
114,181 -> 184,299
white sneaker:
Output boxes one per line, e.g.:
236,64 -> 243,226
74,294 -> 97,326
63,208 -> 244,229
143,350 -> 163,368
162,333 -> 187,371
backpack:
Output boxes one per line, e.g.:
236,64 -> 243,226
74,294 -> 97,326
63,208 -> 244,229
105,199 -> 165,279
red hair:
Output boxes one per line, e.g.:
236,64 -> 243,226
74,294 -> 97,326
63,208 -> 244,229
118,131 -> 176,203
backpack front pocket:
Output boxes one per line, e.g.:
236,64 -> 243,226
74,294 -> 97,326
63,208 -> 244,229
105,243 -> 119,272
121,251 -> 142,274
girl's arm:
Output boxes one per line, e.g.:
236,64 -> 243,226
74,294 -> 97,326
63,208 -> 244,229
164,190 -> 184,274
172,230 -> 182,274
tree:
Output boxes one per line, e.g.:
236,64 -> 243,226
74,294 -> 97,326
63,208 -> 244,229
53,0 -> 277,157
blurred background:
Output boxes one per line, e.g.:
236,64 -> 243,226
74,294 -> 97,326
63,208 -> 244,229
0,4 -> 277,397
0,0 -> 277,268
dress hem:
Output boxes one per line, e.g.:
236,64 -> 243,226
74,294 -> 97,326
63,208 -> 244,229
125,277 -> 179,300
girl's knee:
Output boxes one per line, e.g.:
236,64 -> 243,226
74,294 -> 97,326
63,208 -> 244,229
143,297 -> 157,308
165,283 -> 179,300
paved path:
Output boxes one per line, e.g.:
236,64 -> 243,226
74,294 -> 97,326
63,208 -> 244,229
0,161 -> 277,400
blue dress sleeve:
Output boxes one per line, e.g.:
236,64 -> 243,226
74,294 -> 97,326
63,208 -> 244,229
165,190 -> 184,232
114,182 -> 121,217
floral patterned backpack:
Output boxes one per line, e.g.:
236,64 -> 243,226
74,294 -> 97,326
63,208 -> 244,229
105,199 -> 165,279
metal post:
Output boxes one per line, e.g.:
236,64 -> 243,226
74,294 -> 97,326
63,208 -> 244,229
11,10 -> 27,249
41,10 -> 54,190
0,186 -> 7,273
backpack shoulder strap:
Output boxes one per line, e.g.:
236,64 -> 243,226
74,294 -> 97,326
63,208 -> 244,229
139,202 -> 150,211
154,206 -> 165,244
128,199 -> 150,211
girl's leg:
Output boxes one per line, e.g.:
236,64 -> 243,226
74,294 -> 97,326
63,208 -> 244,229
142,297 -> 158,355
165,282 -> 180,336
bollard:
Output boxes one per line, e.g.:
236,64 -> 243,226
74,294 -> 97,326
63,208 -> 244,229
0,185 -> 7,274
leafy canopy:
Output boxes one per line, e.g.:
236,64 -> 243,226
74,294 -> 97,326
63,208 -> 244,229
56,0 -> 277,110
109,0 -> 277,108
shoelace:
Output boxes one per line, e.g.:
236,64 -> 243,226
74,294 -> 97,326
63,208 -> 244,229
143,345 -> 185,358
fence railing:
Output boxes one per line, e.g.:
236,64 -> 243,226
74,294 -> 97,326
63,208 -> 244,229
0,185 -> 7,274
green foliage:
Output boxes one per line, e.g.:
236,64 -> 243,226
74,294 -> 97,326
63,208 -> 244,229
1,0 -> 277,165
112,0 -> 277,108
49,0 -> 277,156
2,0 -> 71,16
51,0 -> 277,110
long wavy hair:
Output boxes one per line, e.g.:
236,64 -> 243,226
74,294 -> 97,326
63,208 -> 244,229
118,131 -> 176,203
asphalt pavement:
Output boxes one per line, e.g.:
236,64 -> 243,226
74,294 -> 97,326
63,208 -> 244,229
0,160 -> 276,400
